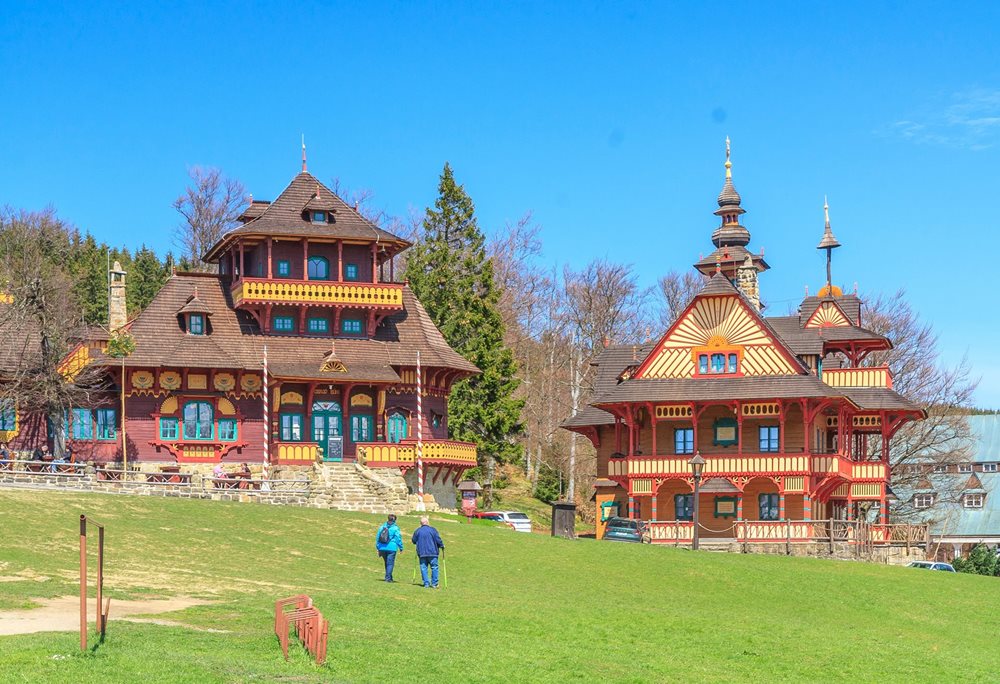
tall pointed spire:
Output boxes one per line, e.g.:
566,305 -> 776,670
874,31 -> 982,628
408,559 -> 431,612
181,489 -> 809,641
301,135 -> 307,173
711,137 -> 749,247
817,196 -> 842,295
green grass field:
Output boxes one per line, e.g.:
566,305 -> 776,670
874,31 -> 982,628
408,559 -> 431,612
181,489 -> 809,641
0,489 -> 997,683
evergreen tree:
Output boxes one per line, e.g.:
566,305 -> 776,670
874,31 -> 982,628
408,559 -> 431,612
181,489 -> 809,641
405,163 -> 523,472
129,245 -> 171,313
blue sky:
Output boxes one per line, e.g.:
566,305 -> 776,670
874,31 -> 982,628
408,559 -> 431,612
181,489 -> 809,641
2,2 -> 998,403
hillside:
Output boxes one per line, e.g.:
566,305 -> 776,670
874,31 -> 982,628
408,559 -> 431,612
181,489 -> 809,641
0,489 -> 997,683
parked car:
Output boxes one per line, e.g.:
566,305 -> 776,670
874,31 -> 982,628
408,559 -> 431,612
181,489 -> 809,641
906,561 -> 956,572
479,511 -> 533,533
602,516 -> 647,543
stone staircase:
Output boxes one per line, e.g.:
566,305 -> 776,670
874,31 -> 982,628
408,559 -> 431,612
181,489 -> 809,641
309,462 -> 410,514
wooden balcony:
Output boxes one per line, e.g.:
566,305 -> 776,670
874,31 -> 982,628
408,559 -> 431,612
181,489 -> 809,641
822,366 -> 893,388
608,453 -> 886,481
232,278 -> 405,310
357,439 -> 477,468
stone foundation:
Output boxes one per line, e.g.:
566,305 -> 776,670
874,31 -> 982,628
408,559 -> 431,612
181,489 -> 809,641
652,539 -> 929,564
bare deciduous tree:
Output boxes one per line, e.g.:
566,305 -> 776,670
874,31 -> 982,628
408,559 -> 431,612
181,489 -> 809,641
657,269 -> 705,327
173,167 -> 246,271
861,289 -> 978,518
0,209 -> 109,456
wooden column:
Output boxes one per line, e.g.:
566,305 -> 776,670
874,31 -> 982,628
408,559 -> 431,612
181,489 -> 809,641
648,403 -> 657,457
299,307 -> 307,334
651,485 -> 658,521
302,239 -> 309,279
266,238 -> 273,279
801,399 -> 810,455
389,256 -> 394,282
264,304 -> 272,333
735,402 -> 743,455
337,241 -> 344,281
778,400 -> 787,454
239,240 -> 245,277
690,403 -> 699,453
371,244 -> 378,284
306,383 -> 316,443
628,495 -> 636,520
342,383 -> 353,456
333,309 -> 342,336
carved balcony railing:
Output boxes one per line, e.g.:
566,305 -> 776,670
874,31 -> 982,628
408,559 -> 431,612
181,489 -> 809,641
232,278 -> 405,310
608,454 -> 812,478
357,439 -> 477,469
275,442 -> 321,464
822,366 -> 893,389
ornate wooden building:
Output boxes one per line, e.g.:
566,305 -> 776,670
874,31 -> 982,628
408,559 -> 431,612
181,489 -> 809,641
565,144 -> 924,543
58,163 -> 479,490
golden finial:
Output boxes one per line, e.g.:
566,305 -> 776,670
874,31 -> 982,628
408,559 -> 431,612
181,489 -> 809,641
724,136 -> 732,179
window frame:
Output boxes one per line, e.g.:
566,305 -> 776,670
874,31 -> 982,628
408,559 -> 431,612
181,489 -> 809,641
273,316 -> 295,333
958,464 -> 973,474
159,417 -> 179,440
276,260 -> 291,277
674,427 -> 694,455
307,317 -> 329,334
0,401 -> 14,431
95,408 -> 118,441
312,210 -> 326,224
182,401 -> 214,441
692,345 -> 743,376
344,263 -> 359,281
351,413 -> 373,442
341,318 -> 363,335
712,417 -> 739,446
218,418 -> 237,442
72,408 -> 94,440
963,493 -> 985,509
280,413 -> 304,442
913,493 -> 936,509
386,411 -> 408,444
758,493 -> 780,521
307,255 -> 330,281
984,463 -> 998,473
674,494 -> 693,521
932,464 -> 947,474
759,425 -> 780,453
189,313 -> 205,335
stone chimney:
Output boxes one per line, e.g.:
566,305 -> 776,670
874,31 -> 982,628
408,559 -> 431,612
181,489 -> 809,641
109,260 -> 127,331
736,254 -> 761,310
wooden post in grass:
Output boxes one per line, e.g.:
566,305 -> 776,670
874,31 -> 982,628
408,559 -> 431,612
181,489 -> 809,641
79,515 -> 87,651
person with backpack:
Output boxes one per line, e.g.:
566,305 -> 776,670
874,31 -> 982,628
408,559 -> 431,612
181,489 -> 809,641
411,516 -> 445,588
375,514 -> 403,583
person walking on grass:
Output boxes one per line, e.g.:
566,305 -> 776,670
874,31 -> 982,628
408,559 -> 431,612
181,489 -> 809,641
411,516 -> 445,588
375,514 -> 403,583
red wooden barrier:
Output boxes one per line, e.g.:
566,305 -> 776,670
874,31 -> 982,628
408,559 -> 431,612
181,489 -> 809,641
274,594 -> 329,665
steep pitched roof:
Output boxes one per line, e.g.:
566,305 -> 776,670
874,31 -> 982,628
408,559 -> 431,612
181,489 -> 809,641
93,273 -> 477,381
562,344 -> 654,428
204,172 -> 410,261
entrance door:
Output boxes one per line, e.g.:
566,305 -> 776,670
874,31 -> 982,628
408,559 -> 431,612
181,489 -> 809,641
312,401 -> 343,462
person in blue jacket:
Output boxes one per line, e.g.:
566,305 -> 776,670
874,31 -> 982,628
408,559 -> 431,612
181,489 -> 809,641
375,514 -> 403,582
411,516 -> 445,588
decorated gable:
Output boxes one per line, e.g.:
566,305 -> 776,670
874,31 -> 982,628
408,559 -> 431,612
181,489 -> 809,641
636,293 -> 801,379
804,300 -> 850,328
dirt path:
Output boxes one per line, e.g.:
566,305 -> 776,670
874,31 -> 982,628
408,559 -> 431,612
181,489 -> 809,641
0,596 -> 212,636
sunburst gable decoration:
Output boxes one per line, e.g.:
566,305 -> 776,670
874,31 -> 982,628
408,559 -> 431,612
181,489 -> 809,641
320,342 -> 348,373
804,301 -> 850,328
636,293 -> 800,379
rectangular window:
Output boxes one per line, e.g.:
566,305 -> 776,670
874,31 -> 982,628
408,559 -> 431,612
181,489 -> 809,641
345,263 -> 358,281
913,494 -> 935,509
964,494 -> 985,508
277,260 -> 291,277
273,316 -> 294,333
958,464 -> 973,473
280,414 -> 303,442
307,317 -> 329,334
351,414 -> 372,442
189,313 -> 204,335
0,401 -> 15,431
674,494 -> 693,521
72,408 -> 93,439
727,353 -> 739,373
698,354 -> 708,375
218,419 -> 237,442
96,409 -> 117,441
313,211 -> 326,223
759,425 -> 780,453
984,463 -> 998,473
758,493 -> 780,521
159,417 -> 179,440
674,428 -> 694,455
710,353 -> 725,373
341,318 -> 363,335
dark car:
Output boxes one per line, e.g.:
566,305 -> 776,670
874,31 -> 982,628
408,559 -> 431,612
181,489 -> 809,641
602,517 -> 646,543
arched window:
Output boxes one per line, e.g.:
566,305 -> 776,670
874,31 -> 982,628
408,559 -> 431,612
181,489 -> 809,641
307,256 -> 330,280
183,401 -> 214,440
387,411 -> 408,443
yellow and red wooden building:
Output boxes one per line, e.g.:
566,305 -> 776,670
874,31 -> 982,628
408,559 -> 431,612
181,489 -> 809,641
565,145 -> 924,543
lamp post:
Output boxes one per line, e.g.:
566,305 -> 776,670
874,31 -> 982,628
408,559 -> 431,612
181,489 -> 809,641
689,451 -> 706,551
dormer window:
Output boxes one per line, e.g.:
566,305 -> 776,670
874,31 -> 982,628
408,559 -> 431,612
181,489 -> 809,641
913,494 -> 935,509
958,464 -> 973,473
964,493 -> 985,509
189,314 -> 204,335
312,211 -> 326,223
696,351 -> 740,375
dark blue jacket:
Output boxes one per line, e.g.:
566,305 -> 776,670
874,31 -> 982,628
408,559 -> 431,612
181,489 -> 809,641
411,525 -> 444,557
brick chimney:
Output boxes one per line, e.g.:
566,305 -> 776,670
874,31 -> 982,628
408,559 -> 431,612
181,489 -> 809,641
109,260 -> 127,331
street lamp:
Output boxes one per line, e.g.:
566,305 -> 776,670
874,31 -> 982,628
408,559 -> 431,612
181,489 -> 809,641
688,451 -> 706,551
